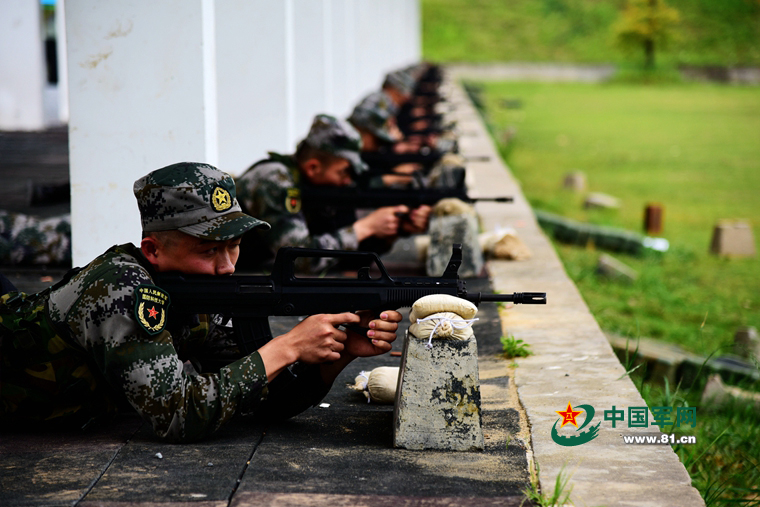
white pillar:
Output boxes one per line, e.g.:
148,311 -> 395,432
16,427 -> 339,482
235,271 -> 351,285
0,0 -> 46,131
292,0 -> 328,142
55,0 -> 69,124
66,0 -> 218,265
332,0 -> 358,117
215,0 -> 292,175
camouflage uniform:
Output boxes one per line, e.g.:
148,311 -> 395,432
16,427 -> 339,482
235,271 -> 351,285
1,162 -> 330,442
0,210 -> 71,265
236,115 -> 368,273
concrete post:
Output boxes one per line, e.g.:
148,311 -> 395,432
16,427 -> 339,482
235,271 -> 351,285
66,0 -> 219,265
394,331 -> 485,451
426,213 -> 484,278
0,0 -> 46,131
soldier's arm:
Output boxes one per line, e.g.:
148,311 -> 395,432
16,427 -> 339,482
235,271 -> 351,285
52,262 -> 269,443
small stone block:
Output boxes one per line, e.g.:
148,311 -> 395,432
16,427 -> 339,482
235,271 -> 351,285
584,192 -> 620,210
562,171 -> 586,192
426,214 -> 483,277
393,332 -> 484,451
596,253 -> 638,282
710,220 -> 756,257
733,326 -> 760,360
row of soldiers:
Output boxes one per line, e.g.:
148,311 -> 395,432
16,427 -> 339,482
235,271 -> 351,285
0,63 -> 478,442
1,63 -> 465,274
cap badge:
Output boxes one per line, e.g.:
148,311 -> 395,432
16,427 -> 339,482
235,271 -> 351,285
211,187 -> 232,212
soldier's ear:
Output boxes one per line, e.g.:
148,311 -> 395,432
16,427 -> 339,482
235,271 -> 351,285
301,158 -> 323,179
140,235 -> 161,266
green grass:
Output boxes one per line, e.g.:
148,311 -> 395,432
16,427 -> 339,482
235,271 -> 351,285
479,80 -> 760,506
500,334 -> 533,359
634,370 -> 760,506
422,0 -> 760,66
480,80 -> 760,357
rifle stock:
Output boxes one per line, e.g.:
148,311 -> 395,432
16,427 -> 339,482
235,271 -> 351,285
155,244 -> 545,354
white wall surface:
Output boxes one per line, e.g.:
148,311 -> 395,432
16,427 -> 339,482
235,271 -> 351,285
66,0 -> 219,264
63,0 -> 420,264
0,0 -> 46,130
216,0 -> 292,175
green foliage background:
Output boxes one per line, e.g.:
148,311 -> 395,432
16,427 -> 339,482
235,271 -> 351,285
422,0 -> 760,66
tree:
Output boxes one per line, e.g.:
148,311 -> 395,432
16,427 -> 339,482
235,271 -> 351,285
615,0 -> 680,69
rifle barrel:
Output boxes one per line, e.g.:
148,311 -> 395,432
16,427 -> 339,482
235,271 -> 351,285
475,292 -> 547,305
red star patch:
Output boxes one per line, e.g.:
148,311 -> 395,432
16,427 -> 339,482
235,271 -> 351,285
147,306 -> 159,319
556,402 -> 583,428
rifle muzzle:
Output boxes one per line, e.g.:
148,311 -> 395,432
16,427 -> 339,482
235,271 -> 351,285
475,292 -> 547,305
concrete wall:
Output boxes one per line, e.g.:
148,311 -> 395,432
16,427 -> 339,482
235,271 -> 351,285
61,0 -> 420,265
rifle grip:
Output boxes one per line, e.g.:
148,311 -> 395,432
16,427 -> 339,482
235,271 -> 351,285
234,317 -> 274,355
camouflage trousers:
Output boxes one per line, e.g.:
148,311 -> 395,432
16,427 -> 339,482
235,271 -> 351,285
0,211 -> 71,266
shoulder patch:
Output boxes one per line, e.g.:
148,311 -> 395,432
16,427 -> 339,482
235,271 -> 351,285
285,187 -> 301,213
134,285 -> 171,335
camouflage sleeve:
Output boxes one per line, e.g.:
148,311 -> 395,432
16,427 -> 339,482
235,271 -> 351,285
48,252 -> 268,442
237,163 -> 358,273
0,210 -> 71,265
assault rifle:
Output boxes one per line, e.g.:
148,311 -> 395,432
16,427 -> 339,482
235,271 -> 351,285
299,185 -> 513,211
360,149 -> 444,172
155,244 -> 546,354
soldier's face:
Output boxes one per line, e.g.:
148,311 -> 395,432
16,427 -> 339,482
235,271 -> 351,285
306,158 -> 353,186
146,233 -> 241,275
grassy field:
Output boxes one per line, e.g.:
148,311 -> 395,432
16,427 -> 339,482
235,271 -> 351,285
422,0 -> 760,66
478,80 -> 760,505
479,81 -> 760,356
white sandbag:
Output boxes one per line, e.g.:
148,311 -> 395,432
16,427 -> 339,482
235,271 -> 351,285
348,366 -> 399,404
409,311 -> 475,343
409,294 -> 478,323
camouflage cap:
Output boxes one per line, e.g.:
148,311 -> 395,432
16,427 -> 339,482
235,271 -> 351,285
348,91 -> 398,144
383,70 -> 415,96
301,114 -> 368,175
133,162 -> 270,241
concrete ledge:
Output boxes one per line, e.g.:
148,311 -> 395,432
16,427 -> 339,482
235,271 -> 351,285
445,73 -> 705,506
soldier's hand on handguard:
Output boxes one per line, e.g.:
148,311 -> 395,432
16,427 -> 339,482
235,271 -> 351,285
393,139 -> 423,153
381,173 -> 415,186
401,205 -> 431,235
343,310 -> 402,358
391,162 -> 422,175
354,205 -> 407,241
